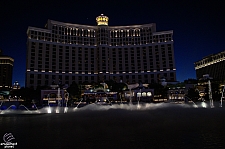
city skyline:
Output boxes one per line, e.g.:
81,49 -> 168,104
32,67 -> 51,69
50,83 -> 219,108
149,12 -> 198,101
1,0 -> 225,87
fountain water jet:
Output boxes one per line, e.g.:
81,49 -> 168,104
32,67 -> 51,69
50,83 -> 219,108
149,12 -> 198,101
19,104 -> 30,111
6,105 -> 17,110
185,96 -> 198,108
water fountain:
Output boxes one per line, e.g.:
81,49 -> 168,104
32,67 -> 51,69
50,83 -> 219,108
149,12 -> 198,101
208,79 -> 214,108
220,85 -> 225,107
127,83 -> 139,105
0,100 -> 3,110
19,104 -> 30,111
31,100 -> 39,110
184,96 -> 198,108
47,93 -> 52,113
137,89 -> 141,109
0,84 -> 223,114
6,105 -> 17,110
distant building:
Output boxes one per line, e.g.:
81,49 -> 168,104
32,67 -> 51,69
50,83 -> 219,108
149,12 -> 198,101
26,14 -> 176,89
194,50 -> 225,83
0,49 -> 14,90
167,87 -> 186,101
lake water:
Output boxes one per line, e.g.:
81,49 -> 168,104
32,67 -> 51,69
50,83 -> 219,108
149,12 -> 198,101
0,102 -> 225,149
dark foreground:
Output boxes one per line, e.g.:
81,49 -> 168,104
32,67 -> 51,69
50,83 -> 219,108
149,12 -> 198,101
1,104 -> 225,149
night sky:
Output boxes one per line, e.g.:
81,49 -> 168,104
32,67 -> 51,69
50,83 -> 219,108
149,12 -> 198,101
0,0 -> 225,87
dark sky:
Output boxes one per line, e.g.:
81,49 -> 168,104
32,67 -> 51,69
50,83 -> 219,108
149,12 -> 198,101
0,0 -> 225,87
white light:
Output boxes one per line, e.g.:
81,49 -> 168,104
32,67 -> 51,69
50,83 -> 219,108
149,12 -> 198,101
64,107 -> 68,113
137,92 -> 141,97
56,108 -> 59,113
47,107 -> 51,113
147,92 -> 152,96
201,102 -> 207,108
142,92 -> 146,97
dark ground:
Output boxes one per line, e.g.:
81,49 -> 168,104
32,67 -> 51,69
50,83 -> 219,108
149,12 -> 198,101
1,103 -> 225,149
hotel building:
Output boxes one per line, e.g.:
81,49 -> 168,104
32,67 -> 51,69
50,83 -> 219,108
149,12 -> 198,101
26,14 -> 176,88
0,50 -> 14,90
195,50 -> 225,82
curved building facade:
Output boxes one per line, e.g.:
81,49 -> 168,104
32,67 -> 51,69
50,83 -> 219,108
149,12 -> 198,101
26,14 -> 176,88
195,50 -> 225,82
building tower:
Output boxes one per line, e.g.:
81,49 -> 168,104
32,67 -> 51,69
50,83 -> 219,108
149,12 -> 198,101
0,49 -> 14,90
26,14 -> 176,89
195,50 -> 225,83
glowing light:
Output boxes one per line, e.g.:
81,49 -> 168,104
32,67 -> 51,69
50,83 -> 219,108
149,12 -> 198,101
96,14 -> 109,26
137,92 -> 141,97
56,108 -> 59,113
47,107 -> 51,113
64,107 -> 68,113
201,102 -> 207,108
142,92 -> 146,97
147,92 -> 152,96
